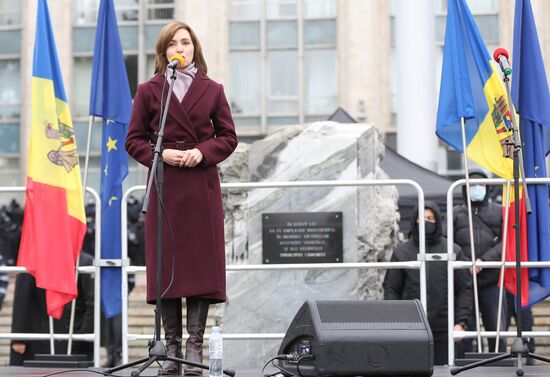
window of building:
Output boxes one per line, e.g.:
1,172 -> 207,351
0,0 -> 21,187
0,0 -> 21,163
228,0 -> 337,135
0,0 -> 21,25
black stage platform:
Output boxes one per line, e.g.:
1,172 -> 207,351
2,366 -> 550,377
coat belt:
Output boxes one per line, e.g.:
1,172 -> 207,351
151,141 -> 199,150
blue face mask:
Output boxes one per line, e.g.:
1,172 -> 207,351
470,185 -> 486,202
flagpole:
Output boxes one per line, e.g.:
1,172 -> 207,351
82,115 -> 94,194
503,73 -> 531,214
65,114 -> 95,355
49,316 -> 55,355
495,180 -> 511,351
460,116 -> 483,352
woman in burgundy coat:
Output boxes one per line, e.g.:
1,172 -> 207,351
125,21 -> 237,376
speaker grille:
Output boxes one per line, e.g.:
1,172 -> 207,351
317,301 -> 422,324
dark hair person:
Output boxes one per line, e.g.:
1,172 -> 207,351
383,201 -> 472,365
125,21 -> 238,376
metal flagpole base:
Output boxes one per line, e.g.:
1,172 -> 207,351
451,337 -> 550,376
23,354 -> 92,368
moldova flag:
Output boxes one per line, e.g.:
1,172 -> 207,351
90,0 -> 132,318
18,0 -> 86,319
436,0 -> 514,181
436,0 -> 528,303
511,0 -> 550,307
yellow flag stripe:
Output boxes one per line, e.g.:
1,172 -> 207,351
29,77 -> 85,223
466,63 -> 514,180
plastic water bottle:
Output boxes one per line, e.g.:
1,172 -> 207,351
209,326 -> 223,377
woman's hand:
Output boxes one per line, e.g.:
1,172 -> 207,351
180,148 -> 204,167
162,148 -> 203,168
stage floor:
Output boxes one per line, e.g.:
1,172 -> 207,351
2,365 -> 550,377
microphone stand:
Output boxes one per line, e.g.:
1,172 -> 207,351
104,66 -> 235,377
451,66 -> 550,377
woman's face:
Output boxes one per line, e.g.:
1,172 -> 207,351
166,28 -> 194,69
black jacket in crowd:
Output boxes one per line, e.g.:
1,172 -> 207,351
383,201 -> 473,331
453,186 -> 502,288
9,253 -> 96,365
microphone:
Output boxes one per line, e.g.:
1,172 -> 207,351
493,48 -> 512,76
167,54 -> 186,70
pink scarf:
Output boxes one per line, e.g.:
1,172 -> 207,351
166,62 -> 197,102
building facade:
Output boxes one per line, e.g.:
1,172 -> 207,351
1,0 -> 550,192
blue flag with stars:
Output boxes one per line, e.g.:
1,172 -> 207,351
512,0 -> 550,307
89,0 -> 132,318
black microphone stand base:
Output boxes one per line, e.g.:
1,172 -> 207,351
103,339 -> 211,377
451,337 -> 550,376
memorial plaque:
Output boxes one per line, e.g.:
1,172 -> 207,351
262,212 -> 343,264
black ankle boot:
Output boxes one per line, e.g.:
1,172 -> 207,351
101,353 -> 116,368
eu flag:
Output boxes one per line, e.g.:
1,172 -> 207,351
512,0 -> 550,307
89,0 -> 132,318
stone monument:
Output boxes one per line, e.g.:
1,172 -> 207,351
218,121 -> 400,368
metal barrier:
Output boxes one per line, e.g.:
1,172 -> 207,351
120,179 -> 426,364
2,177 -> 549,368
0,186 -> 102,367
447,177 -> 550,365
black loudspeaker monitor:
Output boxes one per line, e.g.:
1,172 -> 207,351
277,299 -> 433,377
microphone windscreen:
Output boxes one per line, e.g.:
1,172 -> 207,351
493,47 -> 509,62
168,53 -> 186,68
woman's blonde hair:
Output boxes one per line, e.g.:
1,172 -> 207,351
154,21 -> 207,75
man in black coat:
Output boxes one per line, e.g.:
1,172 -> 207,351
10,254 -> 95,365
453,170 -> 508,356
9,273 -> 68,365
384,201 -> 472,365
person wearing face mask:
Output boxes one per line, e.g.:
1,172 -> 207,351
126,21 -> 238,376
453,169 -> 508,357
383,201 -> 472,365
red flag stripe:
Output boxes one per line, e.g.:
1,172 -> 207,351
18,178 -> 86,318
503,196 -> 529,306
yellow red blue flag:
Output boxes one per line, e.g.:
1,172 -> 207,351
18,0 -> 86,319
436,0 -> 514,180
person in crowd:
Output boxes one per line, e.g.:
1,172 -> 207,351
0,253 -> 8,311
453,169 -> 508,356
72,251 -> 95,361
384,201 -> 472,365
125,21 -> 238,376
9,253 -> 96,365
9,273 -> 68,365
0,199 -> 24,266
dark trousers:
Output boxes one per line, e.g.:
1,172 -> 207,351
433,330 -> 449,366
506,291 -> 535,353
105,315 -> 122,354
455,285 -> 508,357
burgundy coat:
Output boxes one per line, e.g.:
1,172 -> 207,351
125,72 -> 238,303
